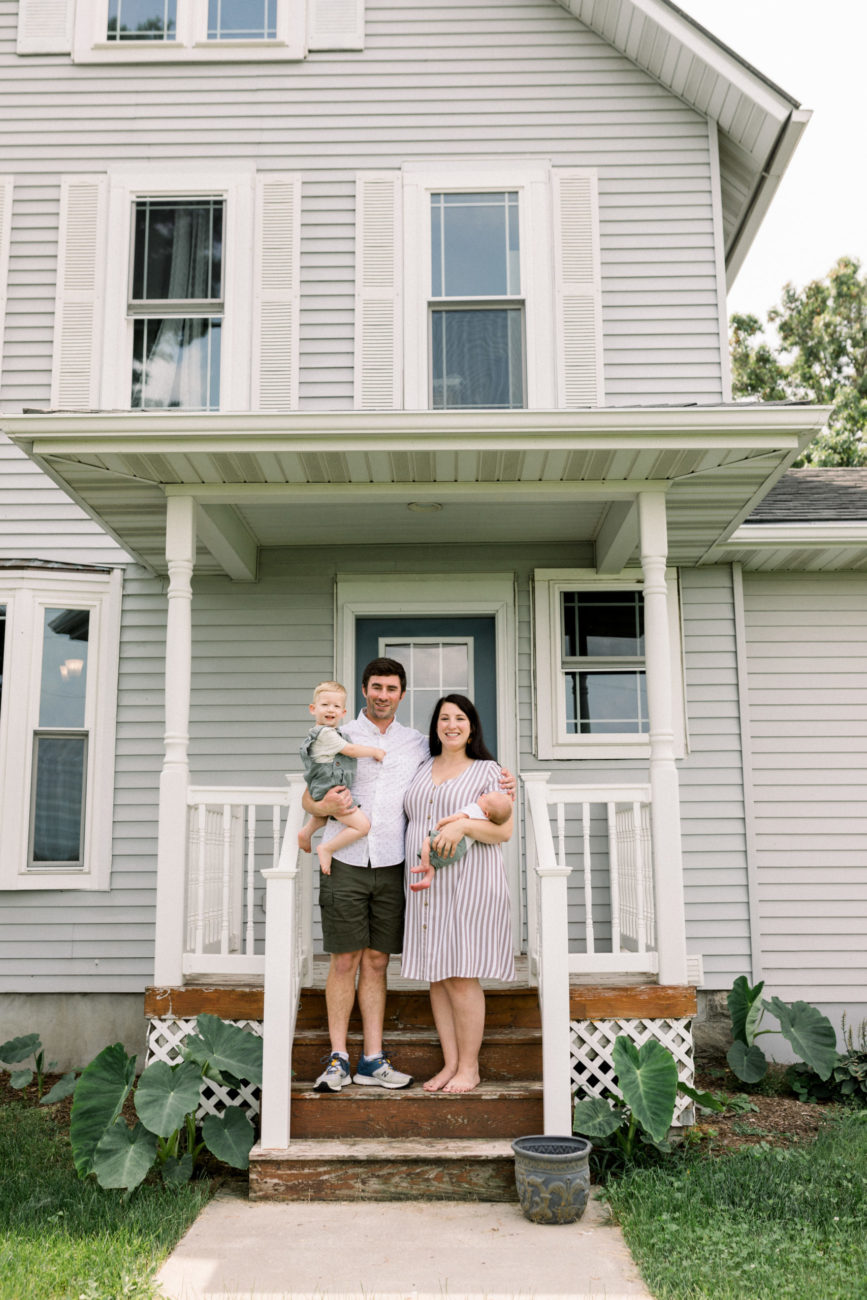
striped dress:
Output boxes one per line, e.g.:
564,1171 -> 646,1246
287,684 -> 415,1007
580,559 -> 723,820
401,758 -> 515,983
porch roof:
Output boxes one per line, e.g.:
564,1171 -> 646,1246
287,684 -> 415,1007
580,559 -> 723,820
3,404 -> 829,578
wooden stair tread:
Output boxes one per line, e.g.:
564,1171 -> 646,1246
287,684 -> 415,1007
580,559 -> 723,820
253,1137 -> 516,1160
294,1026 -> 542,1045
292,1079 -> 542,1098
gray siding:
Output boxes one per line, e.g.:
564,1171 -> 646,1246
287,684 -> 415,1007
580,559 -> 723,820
0,0 -> 724,414
742,572 -> 867,1026
679,566 -> 750,989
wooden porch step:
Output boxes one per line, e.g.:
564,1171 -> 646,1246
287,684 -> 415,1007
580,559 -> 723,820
288,1079 -> 544,1140
295,985 -> 542,1030
249,1137 -> 518,1202
292,1026 -> 542,1081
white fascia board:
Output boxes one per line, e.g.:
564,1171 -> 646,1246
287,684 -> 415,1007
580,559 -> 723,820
725,521 -> 867,549
1,405 -> 832,455
726,110 -> 812,288
556,0 -> 797,121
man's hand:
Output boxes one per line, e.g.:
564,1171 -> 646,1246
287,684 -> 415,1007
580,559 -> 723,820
499,767 -> 517,801
311,785 -> 354,818
431,821 -> 465,860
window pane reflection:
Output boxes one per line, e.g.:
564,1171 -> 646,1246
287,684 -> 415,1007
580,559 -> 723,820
132,317 -> 221,410
30,735 -> 87,865
208,0 -> 277,38
431,308 -> 524,409
565,670 -> 648,734
39,608 -> 89,729
108,0 -> 177,40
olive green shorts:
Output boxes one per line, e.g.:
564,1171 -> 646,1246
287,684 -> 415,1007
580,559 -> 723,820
318,858 -> 405,955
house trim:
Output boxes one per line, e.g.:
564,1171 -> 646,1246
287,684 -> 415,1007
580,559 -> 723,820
731,561 -> 762,983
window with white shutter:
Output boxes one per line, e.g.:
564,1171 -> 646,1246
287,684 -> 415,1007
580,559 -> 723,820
16,0 -> 74,54
354,173 -> 402,411
394,162 -> 603,412
252,174 -> 301,411
51,176 -> 108,411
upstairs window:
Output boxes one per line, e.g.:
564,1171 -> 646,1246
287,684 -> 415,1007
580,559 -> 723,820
208,0 -> 277,39
129,198 -> 223,410
430,192 -> 524,410
108,0 -> 177,40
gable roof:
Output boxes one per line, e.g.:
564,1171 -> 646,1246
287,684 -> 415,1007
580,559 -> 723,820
717,469 -> 867,571
557,0 -> 809,287
748,469 -> 867,523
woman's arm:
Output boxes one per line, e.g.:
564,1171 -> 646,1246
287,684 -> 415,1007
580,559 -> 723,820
430,813 -> 513,859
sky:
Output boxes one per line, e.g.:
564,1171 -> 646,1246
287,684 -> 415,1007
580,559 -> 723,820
677,0 -> 867,320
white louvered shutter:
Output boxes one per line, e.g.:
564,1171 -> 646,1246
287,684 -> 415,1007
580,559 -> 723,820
0,179 -> 12,391
252,174 -> 301,411
52,176 -> 107,410
354,173 -> 402,410
308,0 -> 364,50
17,0 -> 74,54
552,169 -> 604,408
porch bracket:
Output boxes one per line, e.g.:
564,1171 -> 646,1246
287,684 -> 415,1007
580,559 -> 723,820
154,495 -> 196,987
595,498 -> 638,574
638,493 -> 688,985
194,502 -> 259,582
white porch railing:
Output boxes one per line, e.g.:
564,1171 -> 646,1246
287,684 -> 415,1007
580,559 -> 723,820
522,773 -> 657,1133
183,779 -> 312,981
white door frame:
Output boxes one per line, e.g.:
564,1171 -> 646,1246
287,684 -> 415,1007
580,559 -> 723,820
335,573 -> 521,951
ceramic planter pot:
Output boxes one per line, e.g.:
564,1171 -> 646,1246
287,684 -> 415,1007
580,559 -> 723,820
511,1134 -> 592,1225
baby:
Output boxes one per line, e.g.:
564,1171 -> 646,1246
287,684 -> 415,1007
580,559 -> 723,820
297,680 -> 386,875
409,789 -> 513,892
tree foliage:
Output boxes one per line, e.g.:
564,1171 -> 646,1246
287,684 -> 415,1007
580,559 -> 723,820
730,255 -> 867,466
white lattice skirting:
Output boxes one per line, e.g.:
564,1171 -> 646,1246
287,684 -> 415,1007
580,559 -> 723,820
570,1017 -> 695,1127
146,1017 -> 262,1119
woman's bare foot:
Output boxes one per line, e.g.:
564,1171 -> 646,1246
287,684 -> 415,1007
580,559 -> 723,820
423,1066 -> 457,1092
316,843 -> 333,875
442,1069 -> 480,1093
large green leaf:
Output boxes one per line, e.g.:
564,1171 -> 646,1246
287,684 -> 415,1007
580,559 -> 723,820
69,1043 -> 137,1178
727,1039 -> 767,1083
182,1015 -> 263,1087
727,975 -> 765,1045
612,1037 -> 678,1144
764,997 -> 838,1081
134,1060 -> 203,1138
93,1122 -> 158,1193
40,1071 -> 78,1106
679,1082 -> 726,1113
201,1106 -> 255,1170
572,1095 -> 624,1139
162,1153 -> 194,1185
9,1069 -> 33,1089
0,1033 -> 40,1065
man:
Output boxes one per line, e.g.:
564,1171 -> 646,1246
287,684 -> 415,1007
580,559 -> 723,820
303,657 -> 426,1092
303,655 -> 514,1094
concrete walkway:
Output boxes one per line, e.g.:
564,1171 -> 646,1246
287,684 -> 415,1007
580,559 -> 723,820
156,1190 -> 652,1300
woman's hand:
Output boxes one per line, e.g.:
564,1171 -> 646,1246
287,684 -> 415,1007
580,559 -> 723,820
499,767 -> 517,801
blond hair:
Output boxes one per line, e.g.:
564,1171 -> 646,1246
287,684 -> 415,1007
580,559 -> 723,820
312,679 -> 347,703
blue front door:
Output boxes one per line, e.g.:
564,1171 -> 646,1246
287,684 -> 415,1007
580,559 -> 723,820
355,617 -> 498,756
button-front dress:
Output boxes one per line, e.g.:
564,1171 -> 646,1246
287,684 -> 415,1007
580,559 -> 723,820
401,757 -> 515,982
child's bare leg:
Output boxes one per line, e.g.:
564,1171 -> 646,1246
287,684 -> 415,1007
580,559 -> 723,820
409,838 -> 435,892
317,809 -> 371,875
298,813 -> 326,853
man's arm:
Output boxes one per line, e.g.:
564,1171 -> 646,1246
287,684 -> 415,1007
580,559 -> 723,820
301,785 -> 354,817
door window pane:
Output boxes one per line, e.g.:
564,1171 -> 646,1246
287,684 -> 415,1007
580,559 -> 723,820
39,608 -> 89,729
208,0 -> 277,38
30,735 -> 87,865
108,0 -> 177,40
382,640 -> 472,731
431,308 -> 524,409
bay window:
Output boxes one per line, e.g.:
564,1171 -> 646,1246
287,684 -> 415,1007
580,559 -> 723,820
0,572 -> 121,891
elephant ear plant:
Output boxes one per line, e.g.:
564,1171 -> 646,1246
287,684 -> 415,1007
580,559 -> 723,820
69,1014 -> 263,1195
572,1035 -> 723,1170
0,1033 -> 78,1104
726,976 -> 838,1086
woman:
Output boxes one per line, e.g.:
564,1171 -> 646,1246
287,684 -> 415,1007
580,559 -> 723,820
401,694 -> 515,1093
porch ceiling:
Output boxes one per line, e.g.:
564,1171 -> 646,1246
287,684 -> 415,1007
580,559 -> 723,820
3,406 -> 829,577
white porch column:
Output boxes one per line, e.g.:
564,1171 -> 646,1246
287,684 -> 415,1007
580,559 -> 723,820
153,496 -> 196,987
638,492 -> 688,985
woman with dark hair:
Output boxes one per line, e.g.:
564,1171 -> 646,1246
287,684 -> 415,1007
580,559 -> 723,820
401,694 -> 514,1092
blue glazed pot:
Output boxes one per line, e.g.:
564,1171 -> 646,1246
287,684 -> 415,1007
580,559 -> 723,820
511,1135 -> 592,1225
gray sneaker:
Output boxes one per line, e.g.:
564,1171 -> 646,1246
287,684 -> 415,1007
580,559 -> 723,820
313,1052 -> 352,1092
353,1051 -> 413,1090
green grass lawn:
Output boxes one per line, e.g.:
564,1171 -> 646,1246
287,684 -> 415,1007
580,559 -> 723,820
605,1112 -> 867,1300
0,1100 -> 212,1300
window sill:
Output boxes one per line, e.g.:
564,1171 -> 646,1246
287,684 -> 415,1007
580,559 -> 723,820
536,737 -> 652,762
3,869 -> 106,892
78,41 -> 302,63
